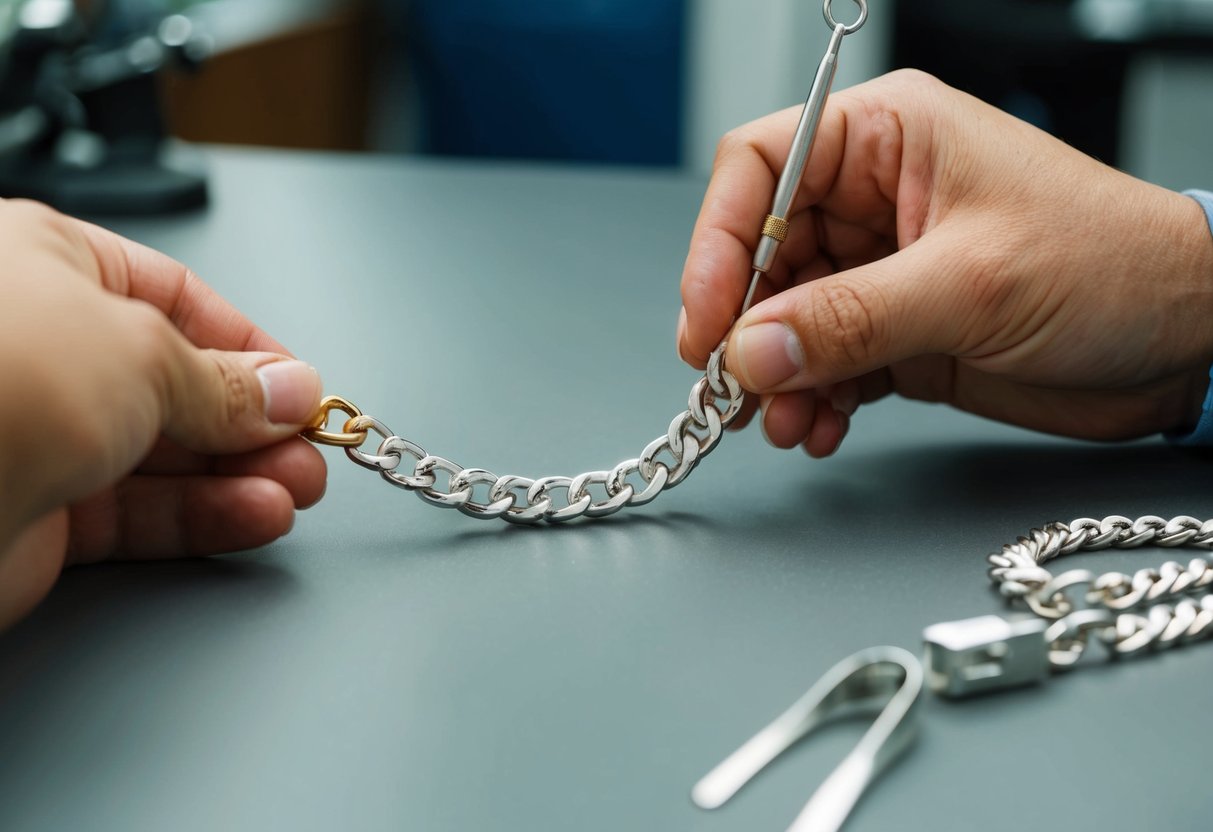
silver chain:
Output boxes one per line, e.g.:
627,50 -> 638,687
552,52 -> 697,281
305,1 -> 868,531
987,516 -> 1213,668
337,344 -> 744,524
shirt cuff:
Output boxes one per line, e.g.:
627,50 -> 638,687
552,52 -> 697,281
1167,189 -> 1213,446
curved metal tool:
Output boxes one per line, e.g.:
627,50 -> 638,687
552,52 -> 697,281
692,646 -> 923,832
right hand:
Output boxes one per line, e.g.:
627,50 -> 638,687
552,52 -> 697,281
677,70 -> 1213,456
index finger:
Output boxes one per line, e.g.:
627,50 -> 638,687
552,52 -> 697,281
680,105 -> 802,368
73,218 -> 291,355
679,79 -> 906,367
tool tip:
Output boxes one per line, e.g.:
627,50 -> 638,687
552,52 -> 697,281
740,269 -> 763,316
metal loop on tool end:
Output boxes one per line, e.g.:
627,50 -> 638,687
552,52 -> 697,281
823,0 -> 867,34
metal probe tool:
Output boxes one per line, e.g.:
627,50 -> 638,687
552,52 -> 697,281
740,0 -> 869,316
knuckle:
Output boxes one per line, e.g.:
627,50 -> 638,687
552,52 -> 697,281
59,403 -> 116,473
883,67 -> 943,93
208,350 -> 258,427
5,198 -> 61,226
122,300 -> 176,357
2,199 -> 72,246
1,199 -> 104,278
870,70 -> 950,129
115,299 -> 180,403
713,126 -> 751,168
809,282 -> 885,368
119,301 -> 179,390
58,301 -> 173,468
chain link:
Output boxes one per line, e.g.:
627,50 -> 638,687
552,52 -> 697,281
986,516 -> 1213,668
304,344 -> 744,524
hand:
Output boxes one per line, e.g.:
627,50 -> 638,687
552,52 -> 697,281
677,70 -> 1213,456
0,201 -> 326,630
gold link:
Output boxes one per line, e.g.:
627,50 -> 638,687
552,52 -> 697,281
761,214 -> 789,242
302,395 -> 369,447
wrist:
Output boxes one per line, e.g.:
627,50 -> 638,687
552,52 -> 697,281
1166,189 -> 1213,441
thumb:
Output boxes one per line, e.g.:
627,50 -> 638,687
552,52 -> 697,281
725,234 -> 966,393
162,349 -> 324,453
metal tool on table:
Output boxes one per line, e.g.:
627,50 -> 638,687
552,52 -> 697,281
692,646 -> 921,832
692,514 -> 1213,831
292,0 -> 1213,826
682,8 -> 1210,829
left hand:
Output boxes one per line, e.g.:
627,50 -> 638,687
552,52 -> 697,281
0,200 -> 327,631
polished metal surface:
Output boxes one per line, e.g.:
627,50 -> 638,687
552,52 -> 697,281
926,516 -> 1213,697
743,1 -> 867,315
922,615 -> 1050,697
985,516 -> 1213,666
693,645 -> 921,832
335,345 -> 743,523
823,0 -> 868,35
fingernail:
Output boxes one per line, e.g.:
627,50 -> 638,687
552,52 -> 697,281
759,403 -> 777,448
826,411 -> 850,457
676,307 -> 689,363
258,361 -> 322,425
831,385 -> 859,417
735,322 -> 803,389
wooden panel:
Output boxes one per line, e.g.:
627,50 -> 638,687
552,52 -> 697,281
159,6 -> 374,151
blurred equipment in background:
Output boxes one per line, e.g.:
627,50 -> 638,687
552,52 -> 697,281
0,0 -> 212,214
894,0 -> 1213,170
0,0 -> 373,213
6,0 -> 1205,208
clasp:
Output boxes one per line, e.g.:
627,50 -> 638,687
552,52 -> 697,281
302,395 -> 368,447
922,615 -> 1050,698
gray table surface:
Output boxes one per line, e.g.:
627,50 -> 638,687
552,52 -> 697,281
1,147 -> 1210,832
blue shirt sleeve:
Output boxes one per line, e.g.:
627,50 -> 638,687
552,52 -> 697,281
1166,189 -> 1213,445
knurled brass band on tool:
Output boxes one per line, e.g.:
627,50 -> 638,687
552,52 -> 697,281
761,214 -> 789,242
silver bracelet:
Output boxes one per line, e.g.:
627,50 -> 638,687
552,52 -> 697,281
694,515 -> 1213,832
936,514 -> 1213,691
302,344 -> 744,524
